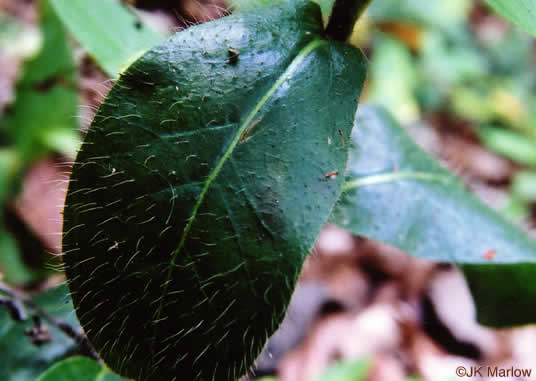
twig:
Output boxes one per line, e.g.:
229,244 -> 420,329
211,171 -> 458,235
0,295 -> 26,321
325,0 -> 373,42
0,281 -> 99,360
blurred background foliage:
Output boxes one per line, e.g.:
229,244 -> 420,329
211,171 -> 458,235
0,0 -> 78,286
360,0 -> 536,221
0,0 -> 535,380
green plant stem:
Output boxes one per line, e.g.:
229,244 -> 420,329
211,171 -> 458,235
325,0 -> 372,41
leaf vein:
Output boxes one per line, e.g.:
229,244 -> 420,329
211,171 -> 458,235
342,171 -> 452,192
153,38 -> 327,322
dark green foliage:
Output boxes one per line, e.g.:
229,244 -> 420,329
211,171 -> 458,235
330,105 -> 536,326
0,285 -> 80,381
63,1 -> 366,380
463,263 -> 536,326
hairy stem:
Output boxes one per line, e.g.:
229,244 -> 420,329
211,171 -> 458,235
0,282 -> 98,360
325,0 -> 372,42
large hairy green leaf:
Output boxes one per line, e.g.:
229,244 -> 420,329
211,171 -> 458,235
63,2 -> 366,380
49,0 -> 163,77
0,285 -> 80,381
330,105 -> 536,327
486,0 -> 536,38
36,357 -> 123,381
228,0 -> 336,21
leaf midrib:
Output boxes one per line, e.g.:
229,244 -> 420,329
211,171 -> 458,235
154,37 -> 327,321
342,171 -> 451,192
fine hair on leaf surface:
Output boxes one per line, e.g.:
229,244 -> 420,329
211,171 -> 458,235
62,1 -> 367,380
